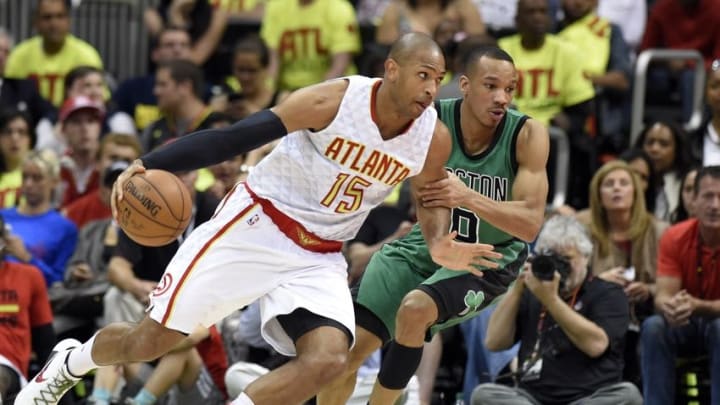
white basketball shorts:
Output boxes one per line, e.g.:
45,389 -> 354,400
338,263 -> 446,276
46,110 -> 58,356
148,185 -> 353,356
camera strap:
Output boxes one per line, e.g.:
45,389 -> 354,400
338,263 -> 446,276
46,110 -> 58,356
526,286 -> 582,366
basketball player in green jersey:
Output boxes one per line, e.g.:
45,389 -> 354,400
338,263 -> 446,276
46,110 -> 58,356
317,46 -> 550,405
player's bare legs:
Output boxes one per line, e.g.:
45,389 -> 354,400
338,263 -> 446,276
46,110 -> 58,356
316,326 -> 384,405
242,325 -> 350,404
369,290 -> 438,405
90,316 -> 187,365
15,316 -> 189,404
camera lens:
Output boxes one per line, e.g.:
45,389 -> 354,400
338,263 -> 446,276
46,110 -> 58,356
532,254 -> 557,281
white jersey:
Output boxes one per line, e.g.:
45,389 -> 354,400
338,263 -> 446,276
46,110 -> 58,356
247,76 -> 437,241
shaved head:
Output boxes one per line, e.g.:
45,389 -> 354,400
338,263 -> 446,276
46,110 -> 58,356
387,32 -> 443,63
379,32 -> 445,119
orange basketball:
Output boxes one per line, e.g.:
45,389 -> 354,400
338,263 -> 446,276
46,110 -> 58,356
115,169 -> 193,247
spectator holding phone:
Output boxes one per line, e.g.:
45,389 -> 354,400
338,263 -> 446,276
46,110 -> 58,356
578,160 -> 668,385
0,149 -> 77,286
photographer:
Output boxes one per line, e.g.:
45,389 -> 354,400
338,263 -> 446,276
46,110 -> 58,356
473,215 -> 642,405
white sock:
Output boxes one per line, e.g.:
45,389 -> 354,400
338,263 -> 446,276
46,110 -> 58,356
66,334 -> 100,377
230,392 -> 256,405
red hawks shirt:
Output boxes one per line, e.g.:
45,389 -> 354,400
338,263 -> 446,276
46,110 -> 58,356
658,218 -> 720,300
0,261 -> 53,377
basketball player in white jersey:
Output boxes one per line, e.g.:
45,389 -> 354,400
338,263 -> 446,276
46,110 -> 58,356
16,33 -> 503,405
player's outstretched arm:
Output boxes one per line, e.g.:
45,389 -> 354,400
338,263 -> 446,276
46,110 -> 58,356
413,121 -> 502,275
136,79 -> 348,174
419,119 -> 549,242
111,80 -> 350,219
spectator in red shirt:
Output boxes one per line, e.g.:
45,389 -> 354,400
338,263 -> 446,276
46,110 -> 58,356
0,212 -> 54,402
62,133 -> 141,229
57,95 -> 104,208
641,0 -> 720,70
640,165 -> 720,404
640,0 -> 720,122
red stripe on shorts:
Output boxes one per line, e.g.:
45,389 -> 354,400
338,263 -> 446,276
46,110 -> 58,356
161,202 -> 258,326
244,183 -> 342,253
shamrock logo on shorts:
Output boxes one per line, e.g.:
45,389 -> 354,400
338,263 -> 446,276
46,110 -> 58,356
458,290 -> 485,316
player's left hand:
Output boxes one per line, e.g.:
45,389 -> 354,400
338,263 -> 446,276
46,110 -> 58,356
429,231 -> 503,276
111,159 -> 146,221
418,172 -> 468,209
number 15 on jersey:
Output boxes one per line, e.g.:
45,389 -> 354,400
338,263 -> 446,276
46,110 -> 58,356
321,173 -> 371,213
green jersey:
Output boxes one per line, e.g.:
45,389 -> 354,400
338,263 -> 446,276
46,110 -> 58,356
356,99 -> 531,339
382,98 -> 529,276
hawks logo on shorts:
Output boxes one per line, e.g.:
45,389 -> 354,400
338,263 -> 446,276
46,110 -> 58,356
152,274 -> 174,297
247,213 -> 260,226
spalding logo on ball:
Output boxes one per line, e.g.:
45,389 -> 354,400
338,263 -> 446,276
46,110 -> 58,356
124,181 -> 162,217
116,169 -> 192,247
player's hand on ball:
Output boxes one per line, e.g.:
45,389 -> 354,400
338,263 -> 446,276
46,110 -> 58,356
111,159 -> 146,220
430,231 -> 503,276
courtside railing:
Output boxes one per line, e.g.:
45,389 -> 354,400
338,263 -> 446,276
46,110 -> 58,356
630,49 -> 706,146
0,0 -> 156,82
548,126 -> 568,209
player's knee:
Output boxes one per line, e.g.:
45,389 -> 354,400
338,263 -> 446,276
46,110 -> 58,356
396,290 -> 438,328
298,348 -> 348,383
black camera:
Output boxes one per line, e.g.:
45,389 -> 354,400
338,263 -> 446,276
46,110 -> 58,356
531,252 -> 572,289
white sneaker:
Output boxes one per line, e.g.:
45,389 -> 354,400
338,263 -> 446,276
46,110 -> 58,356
14,338 -> 82,404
